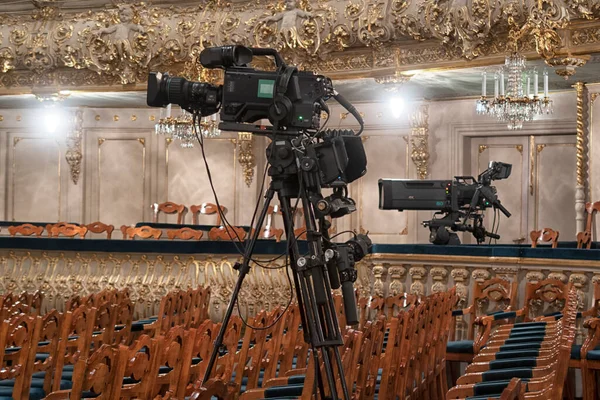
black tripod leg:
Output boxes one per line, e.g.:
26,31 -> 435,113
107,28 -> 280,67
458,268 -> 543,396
202,187 -> 276,384
279,195 -> 350,400
277,196 -> 327,399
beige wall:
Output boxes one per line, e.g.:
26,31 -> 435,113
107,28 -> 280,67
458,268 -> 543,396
0,90 -> 585,243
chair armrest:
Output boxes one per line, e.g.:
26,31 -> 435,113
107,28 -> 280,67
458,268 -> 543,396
43,391 -> 70,400
452,305 -> 473,317
578,308 -> 597,319
582,317 -> 600,359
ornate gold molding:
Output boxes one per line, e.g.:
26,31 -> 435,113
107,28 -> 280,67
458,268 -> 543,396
65,108 -> 83,184
0,1 -> 599,90
409,104 -> 429,180
237,132 -> 256,187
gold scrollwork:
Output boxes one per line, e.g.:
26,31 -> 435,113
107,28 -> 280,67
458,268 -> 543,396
237,132 -> 256,187
0,1 -> 599,90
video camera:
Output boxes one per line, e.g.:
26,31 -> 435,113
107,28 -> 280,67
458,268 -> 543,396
147,45 -> 366,189
378,161 -> 512,244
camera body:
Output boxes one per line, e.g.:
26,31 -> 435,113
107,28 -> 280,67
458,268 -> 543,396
147,46 -> 333,131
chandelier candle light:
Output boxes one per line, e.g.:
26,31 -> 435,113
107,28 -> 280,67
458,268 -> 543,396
476,52 -> 552,130
155,105 -> 221,147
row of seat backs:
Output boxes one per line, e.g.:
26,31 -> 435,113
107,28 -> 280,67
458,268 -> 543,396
455,278 -> 579,341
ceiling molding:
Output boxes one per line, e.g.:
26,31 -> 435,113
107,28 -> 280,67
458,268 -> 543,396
0,0 -> 600,92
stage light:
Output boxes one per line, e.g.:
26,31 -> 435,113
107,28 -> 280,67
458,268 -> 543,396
389,96 -> 405,118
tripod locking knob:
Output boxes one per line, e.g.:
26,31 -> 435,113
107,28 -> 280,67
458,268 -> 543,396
324,249 -> 335,262
297,257 -> 307,269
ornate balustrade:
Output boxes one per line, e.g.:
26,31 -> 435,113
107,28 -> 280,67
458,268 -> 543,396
1,238 -> 599,329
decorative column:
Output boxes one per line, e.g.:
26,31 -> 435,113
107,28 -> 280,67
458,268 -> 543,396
450,267 -> 470,340
471,269 -> 491,284
372,264 -> 387,297
574,82 -> 588,233
431,266 -> 448,293
525,271 -> 545,284
237,132 -> 256,187
388,265 -> 407,296
409,265 -> 428,296
65,108 -> 83,184
409,104 -> 429,179
570,273 -> 589,343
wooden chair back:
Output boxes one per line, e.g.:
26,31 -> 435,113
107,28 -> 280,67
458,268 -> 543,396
149,326 -> 195,399
523,278 -> 571,321
254,204 -> 284,242
208,225 -> 247,241
531,227 -> 560,248
24,310 -> 62,395
152,201 -> 187,224
116,334 -> 160,399
184,320 -> 220,396
85,221 -> 114,239
125,225 -> 162,240
8,223 -> 44,237
190,202 -> 227,225
68,344 -> 122,399
0,314 -> 38,400
52,305 -> 98,392
384,292 -> 418,317
49,223 -> 88,238
167,227 -> 204,240
112,297 -> 134,345
577,201 -> 600,249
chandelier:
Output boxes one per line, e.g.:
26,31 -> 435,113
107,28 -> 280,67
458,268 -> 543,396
476,52 -> 553,130
155,105 -> 221,148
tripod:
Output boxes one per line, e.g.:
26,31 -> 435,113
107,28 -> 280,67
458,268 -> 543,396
201,134 -> 351,400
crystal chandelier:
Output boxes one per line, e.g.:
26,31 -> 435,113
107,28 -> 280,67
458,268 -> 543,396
155,105 -> 221,148
476,52 -> 553,130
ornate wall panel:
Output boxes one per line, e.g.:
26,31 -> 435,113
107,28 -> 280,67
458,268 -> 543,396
354,131 -> 410,242
534,139 -> 576,237
97,137 -> 146,226
9,135 -> 61,222
164,137 -> 237,224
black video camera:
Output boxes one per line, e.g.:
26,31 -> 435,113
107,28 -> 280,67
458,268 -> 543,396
378,161 -> 512,244
147,45 -> 367,189
147,46 -> 333,133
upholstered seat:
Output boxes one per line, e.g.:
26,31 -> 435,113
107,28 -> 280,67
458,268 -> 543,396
447,340 -> 475,353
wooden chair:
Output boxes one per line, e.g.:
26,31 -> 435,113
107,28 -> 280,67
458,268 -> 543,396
191,202 -> 247,241
152,201 -> 187,224
49,223 -> 88,238
190,202 -> 227,225
45,344 -> 122,400
125,225 -> 162,240
0,314 -> 38,400
116,334 -> 160,399
84,221 -> 114,239
8,223 -> 44,237
253,205 -> 284,242
148,326 -> 196,399
45,222 -> 69,236
447,278 -> 518,363
530,227 -> 559,248
167,227 -> 204,240
120,225 -> 130,239
52,305 -> 97,392
577,201 -> 600,249
24,310 -> 63,397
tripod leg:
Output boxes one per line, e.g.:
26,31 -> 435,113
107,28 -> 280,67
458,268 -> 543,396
201,187 -> 276,384
278,194 -> 350,400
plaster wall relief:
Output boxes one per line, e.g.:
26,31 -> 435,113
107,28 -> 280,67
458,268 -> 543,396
1,0 -> 600,90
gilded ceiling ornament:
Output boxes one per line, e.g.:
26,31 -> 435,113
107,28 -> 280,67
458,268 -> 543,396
0,0 -> 599,90
545,55 -> 590,79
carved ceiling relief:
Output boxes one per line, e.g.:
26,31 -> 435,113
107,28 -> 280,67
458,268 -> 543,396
0,0 -> 599,88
